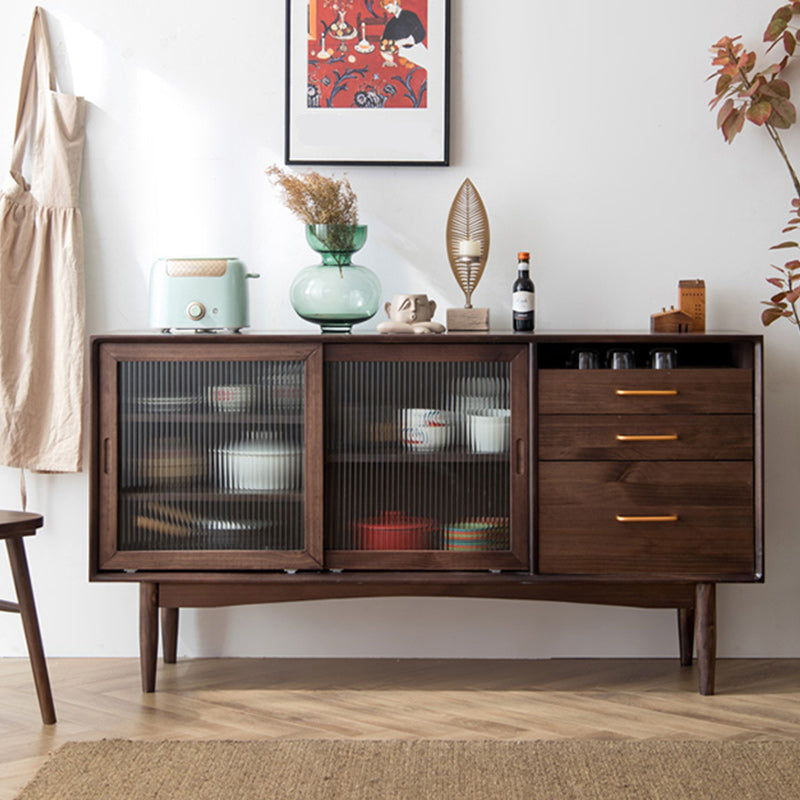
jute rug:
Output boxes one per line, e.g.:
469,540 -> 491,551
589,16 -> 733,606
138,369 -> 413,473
15,738 -> 800,799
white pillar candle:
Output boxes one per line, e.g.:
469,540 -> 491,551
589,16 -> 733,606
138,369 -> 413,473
459,239 -> 482,257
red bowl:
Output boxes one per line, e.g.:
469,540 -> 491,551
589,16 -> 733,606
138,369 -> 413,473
356,511 -> 434,550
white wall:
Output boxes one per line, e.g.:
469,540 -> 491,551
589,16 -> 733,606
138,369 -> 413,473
1,0 -> 798,660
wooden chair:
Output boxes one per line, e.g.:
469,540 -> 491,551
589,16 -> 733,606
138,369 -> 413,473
0,511 -> 56,724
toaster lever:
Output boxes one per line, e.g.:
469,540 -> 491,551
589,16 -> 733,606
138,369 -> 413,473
246,273 -> 260,279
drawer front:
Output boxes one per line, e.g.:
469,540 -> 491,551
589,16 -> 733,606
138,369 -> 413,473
538,461 -> 755,576
538,415 -> 753,461
538,369 -> 752,414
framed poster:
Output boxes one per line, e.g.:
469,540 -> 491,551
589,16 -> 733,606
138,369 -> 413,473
285,0 -> 450,166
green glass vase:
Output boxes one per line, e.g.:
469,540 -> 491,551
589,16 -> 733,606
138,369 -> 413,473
289,224 -> 381,333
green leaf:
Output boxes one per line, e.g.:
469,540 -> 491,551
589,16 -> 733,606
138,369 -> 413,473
765,5 -> 793,42
769,100 -> 798,127
785,30 -> 796,54
765,78 -> 792,98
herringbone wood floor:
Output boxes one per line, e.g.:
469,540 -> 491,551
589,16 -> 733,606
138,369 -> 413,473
1,658 -> 799,798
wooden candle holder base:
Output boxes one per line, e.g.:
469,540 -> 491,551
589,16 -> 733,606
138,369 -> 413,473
446,307 -> 489,331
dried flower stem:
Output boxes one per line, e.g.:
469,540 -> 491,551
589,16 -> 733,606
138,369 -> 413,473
266,166 -> 359,226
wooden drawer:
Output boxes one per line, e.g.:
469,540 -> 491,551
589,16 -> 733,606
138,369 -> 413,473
538,414 -> 753,461
538,461 -> 754,577
538,369 -> 752,414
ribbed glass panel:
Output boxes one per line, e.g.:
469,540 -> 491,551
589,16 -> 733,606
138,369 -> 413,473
325,360 -> 510,551
118,360 -> 305,551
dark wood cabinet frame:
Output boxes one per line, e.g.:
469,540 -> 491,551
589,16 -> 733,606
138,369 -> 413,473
90,332 -> 764,696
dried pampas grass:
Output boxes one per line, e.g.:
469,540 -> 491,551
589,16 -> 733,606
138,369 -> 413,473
266,166 -> 359,226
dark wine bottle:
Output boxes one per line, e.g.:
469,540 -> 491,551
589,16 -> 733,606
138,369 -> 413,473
512,251 -> 534,331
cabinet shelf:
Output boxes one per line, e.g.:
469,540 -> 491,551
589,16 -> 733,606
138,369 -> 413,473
120,488 -> 304,502
326,451 -> 509,464
121,413 -> 303,426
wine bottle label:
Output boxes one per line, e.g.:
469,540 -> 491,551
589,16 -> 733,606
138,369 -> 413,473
513,291 -> 534,312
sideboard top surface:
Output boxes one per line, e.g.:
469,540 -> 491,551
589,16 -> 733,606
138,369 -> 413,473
90,330 -> 764,346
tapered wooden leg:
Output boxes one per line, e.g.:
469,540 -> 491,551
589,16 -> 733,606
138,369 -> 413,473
678,606 -> 695,667
6,537 -> 56,724
695,583 -> 716,696
139,583 -> 159,693
161,607 -> 179,664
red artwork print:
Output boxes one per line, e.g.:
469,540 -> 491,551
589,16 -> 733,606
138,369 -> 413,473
307,0 -> 428,109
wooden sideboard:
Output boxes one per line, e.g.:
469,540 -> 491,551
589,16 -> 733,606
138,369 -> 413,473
89,332 -> 763,694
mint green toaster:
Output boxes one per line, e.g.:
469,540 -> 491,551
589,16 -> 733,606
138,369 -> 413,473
148,258 -> 260,331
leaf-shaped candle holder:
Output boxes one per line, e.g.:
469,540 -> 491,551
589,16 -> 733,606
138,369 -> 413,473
445,178 -> 490,330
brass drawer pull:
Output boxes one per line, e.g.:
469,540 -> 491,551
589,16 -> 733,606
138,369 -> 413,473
615,389 -> 678,396
615,434 -> 679,442
616,514 -> 679,523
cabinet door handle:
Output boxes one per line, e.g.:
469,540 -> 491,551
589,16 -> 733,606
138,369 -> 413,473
615,514 -> 679,523
615,389 -> 678,396
515,438 -> 526,475
615,434 -> 679,442
103,437 -> 111,475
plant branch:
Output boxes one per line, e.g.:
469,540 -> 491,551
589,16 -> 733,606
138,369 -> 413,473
722,38 -> 800,199
765,122 -> 800,198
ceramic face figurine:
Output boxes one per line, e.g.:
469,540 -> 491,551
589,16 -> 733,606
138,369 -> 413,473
377,293 -> 446,334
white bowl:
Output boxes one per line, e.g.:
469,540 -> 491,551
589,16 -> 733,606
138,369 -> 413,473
207,384 -> 257,412
467,409 -> 511,453
215,436 -> 301,490
398,408 -> 451,452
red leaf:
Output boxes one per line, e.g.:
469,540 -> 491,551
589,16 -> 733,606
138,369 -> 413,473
747,100 -> 772,125
738,51 -> 757,72
717,98 -> 734,127
787,287 -> 800,302
712,35 -> 742,49
784,30 -> 796,54
762,306 -> 785,325
741,76 -> 765,98
767,277 -> 786,287
721,105 -> 746,141
770,241 -> 800,249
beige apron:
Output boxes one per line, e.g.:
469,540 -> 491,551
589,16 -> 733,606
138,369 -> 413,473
0,7 -> 86,474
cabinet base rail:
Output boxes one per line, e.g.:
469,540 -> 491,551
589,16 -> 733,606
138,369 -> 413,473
137,580 -> 717,696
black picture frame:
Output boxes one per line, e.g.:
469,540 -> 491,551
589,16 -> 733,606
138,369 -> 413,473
285,0 -> 450,166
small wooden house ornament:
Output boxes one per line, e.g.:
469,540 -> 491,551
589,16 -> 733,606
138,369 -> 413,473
679,279 -> 705,332
650,306 -> 693,333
